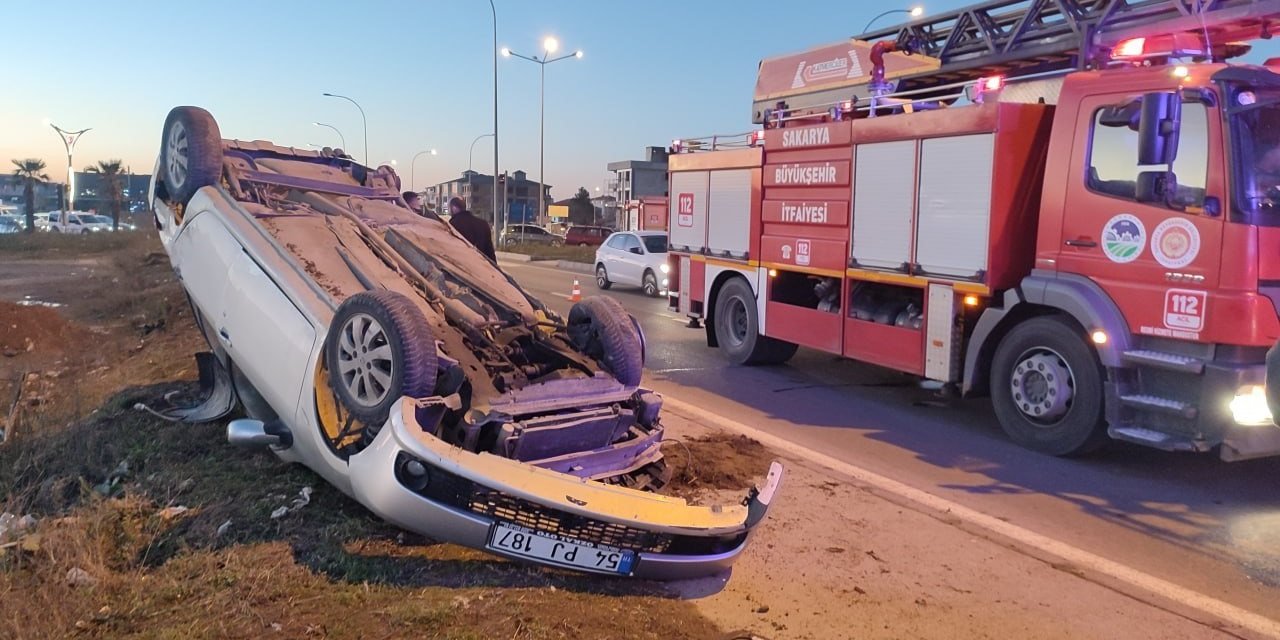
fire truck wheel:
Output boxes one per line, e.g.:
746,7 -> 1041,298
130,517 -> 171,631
160,106 -> 223,205
714,278 -> 798,366
990,316 -> 1108,456
595,264 -> 613,290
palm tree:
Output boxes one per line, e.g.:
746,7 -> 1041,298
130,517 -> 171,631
10,159 -> 48,234
87,160 -> 124,231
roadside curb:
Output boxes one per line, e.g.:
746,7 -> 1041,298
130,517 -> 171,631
555,260 -> 593,275
495,251 -> 533,262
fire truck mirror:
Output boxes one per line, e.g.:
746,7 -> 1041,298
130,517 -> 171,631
1138,92 -> 1182,166
1098,101 -> 1141,130
1135,170 -> 1177,205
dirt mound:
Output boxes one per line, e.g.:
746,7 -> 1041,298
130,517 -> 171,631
663,433 -> 775,498
0,301 -> 89,356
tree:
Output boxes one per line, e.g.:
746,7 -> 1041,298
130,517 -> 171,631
567,186 -> 595,225
11,159 -> 48,234
87,160 -> 125,230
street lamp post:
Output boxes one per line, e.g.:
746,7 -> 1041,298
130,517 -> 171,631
312,122 -> 347,151
502,38 -> 582,227
862,6 -> 924,33
410,149 -> 437,192
488,0 -> 500,244
468,133 -> 495,212
49,123 -> 90,214
321,93 -> 368,165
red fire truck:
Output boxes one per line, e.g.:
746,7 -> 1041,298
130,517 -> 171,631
667,0 -> 1280,460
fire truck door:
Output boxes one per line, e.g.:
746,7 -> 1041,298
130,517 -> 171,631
1056,95 -> 1223,340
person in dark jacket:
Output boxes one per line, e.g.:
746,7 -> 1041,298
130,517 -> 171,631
447,197 -> 497,262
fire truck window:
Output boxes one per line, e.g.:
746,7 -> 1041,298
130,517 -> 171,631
1088,103 -> 1208,211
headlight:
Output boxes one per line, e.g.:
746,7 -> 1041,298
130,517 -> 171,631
1229,385 -> 1273,426
659,263 -> 670,274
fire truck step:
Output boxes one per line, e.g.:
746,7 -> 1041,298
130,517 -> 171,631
1108,426 -> 1208,453
1118,394 -> 1198,420
1120,350 -> 1205,375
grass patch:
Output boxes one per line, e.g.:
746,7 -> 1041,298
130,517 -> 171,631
0,230 -> 152,257
501,243 -> 596,264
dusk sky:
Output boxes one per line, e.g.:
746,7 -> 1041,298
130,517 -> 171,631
6,0 -> 1280,200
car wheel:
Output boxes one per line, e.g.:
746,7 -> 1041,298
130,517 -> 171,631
568,296 -> 643,386
161,106 -> 223,205
642,270 -> 660,297
578,242 -> 588,247
325,290 -> 438,429
990,316 -> 1108,456
713,277 -> 798,365
551,238 -> 564,247
595,264 -> 612,290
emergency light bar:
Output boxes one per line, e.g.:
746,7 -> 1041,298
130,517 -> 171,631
1110,33 -> 1208,62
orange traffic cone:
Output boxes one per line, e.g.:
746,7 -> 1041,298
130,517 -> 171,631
569,279 -> 582,302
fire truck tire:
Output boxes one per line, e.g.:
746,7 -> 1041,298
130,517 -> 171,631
325,290 -> 438,428
568,296 -> 644,386
160,106 -> 223,205
990,316 -> 1108,456
715,278 -> 798,366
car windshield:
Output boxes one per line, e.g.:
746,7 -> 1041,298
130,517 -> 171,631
642,235 -> 667,253
1231,90 -> 1280,225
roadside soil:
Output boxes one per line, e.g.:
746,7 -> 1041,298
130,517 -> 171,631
0,233 -> 1237,639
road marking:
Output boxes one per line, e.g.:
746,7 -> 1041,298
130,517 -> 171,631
662,395 -> 1280,638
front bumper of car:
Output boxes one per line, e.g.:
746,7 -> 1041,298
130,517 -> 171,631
348,398 -> 782,580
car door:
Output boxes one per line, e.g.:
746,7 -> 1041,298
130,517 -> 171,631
616,234 -> 644,285
1056,93 -> 1223,341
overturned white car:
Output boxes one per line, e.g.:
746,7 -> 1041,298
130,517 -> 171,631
148,106 -> 781,579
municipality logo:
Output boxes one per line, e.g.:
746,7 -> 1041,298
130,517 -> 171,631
1101,214 -> 1145,263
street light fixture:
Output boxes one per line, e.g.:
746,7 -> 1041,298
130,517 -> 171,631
467,133 -> 495,211
862,6 -> 924,33
312,122 -> 347,151
321,93 -> 368,165
410,149 -> 437,192
49,123 -> 90,213
502,38 -> 583,227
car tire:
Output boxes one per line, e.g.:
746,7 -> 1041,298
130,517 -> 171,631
714,277 -> 798,366
325,290 -> 438,428
568,296 -> 644,386
551,238 -> 564,247
595,264 -> 612,290
642,270 -> 660,297
160,106 -> 223,206
578,242 -> 588,247
990,316 -> 1108,456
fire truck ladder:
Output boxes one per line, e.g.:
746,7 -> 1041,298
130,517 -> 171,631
763,0 -> 1280,121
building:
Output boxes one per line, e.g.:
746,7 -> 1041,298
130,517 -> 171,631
73,171 -> 152,213
606,146 -> 669,205
424,170 -> 551,226
0,175 -> 62,213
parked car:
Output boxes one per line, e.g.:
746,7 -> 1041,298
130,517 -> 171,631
49,212 -> 112,234
565,225 -> 612,247
500,224 -> 564,247
0,216 -> 22,234
595,231 -> 670,297
148,106 -> 780,580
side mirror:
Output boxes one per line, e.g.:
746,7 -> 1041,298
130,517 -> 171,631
1139,92 -> 1181,165
1098,101 -> 1141,130
1135,170 -> 1177,204
629,247 -> 644,255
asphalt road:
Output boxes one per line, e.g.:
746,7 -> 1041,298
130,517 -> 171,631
502,257 -> 1280,623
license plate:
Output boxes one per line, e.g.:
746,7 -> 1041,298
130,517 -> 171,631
487,522 -> 636,575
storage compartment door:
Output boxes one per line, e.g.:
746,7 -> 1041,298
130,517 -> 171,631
707,169 -> 752,259
852,140 -> 916,271
669,171 -> 709,253
915,134 -> 994,279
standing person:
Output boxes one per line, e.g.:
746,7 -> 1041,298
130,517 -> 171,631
447,197 -> 497,262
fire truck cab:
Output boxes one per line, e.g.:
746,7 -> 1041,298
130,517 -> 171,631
667,0 -> 1280,460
